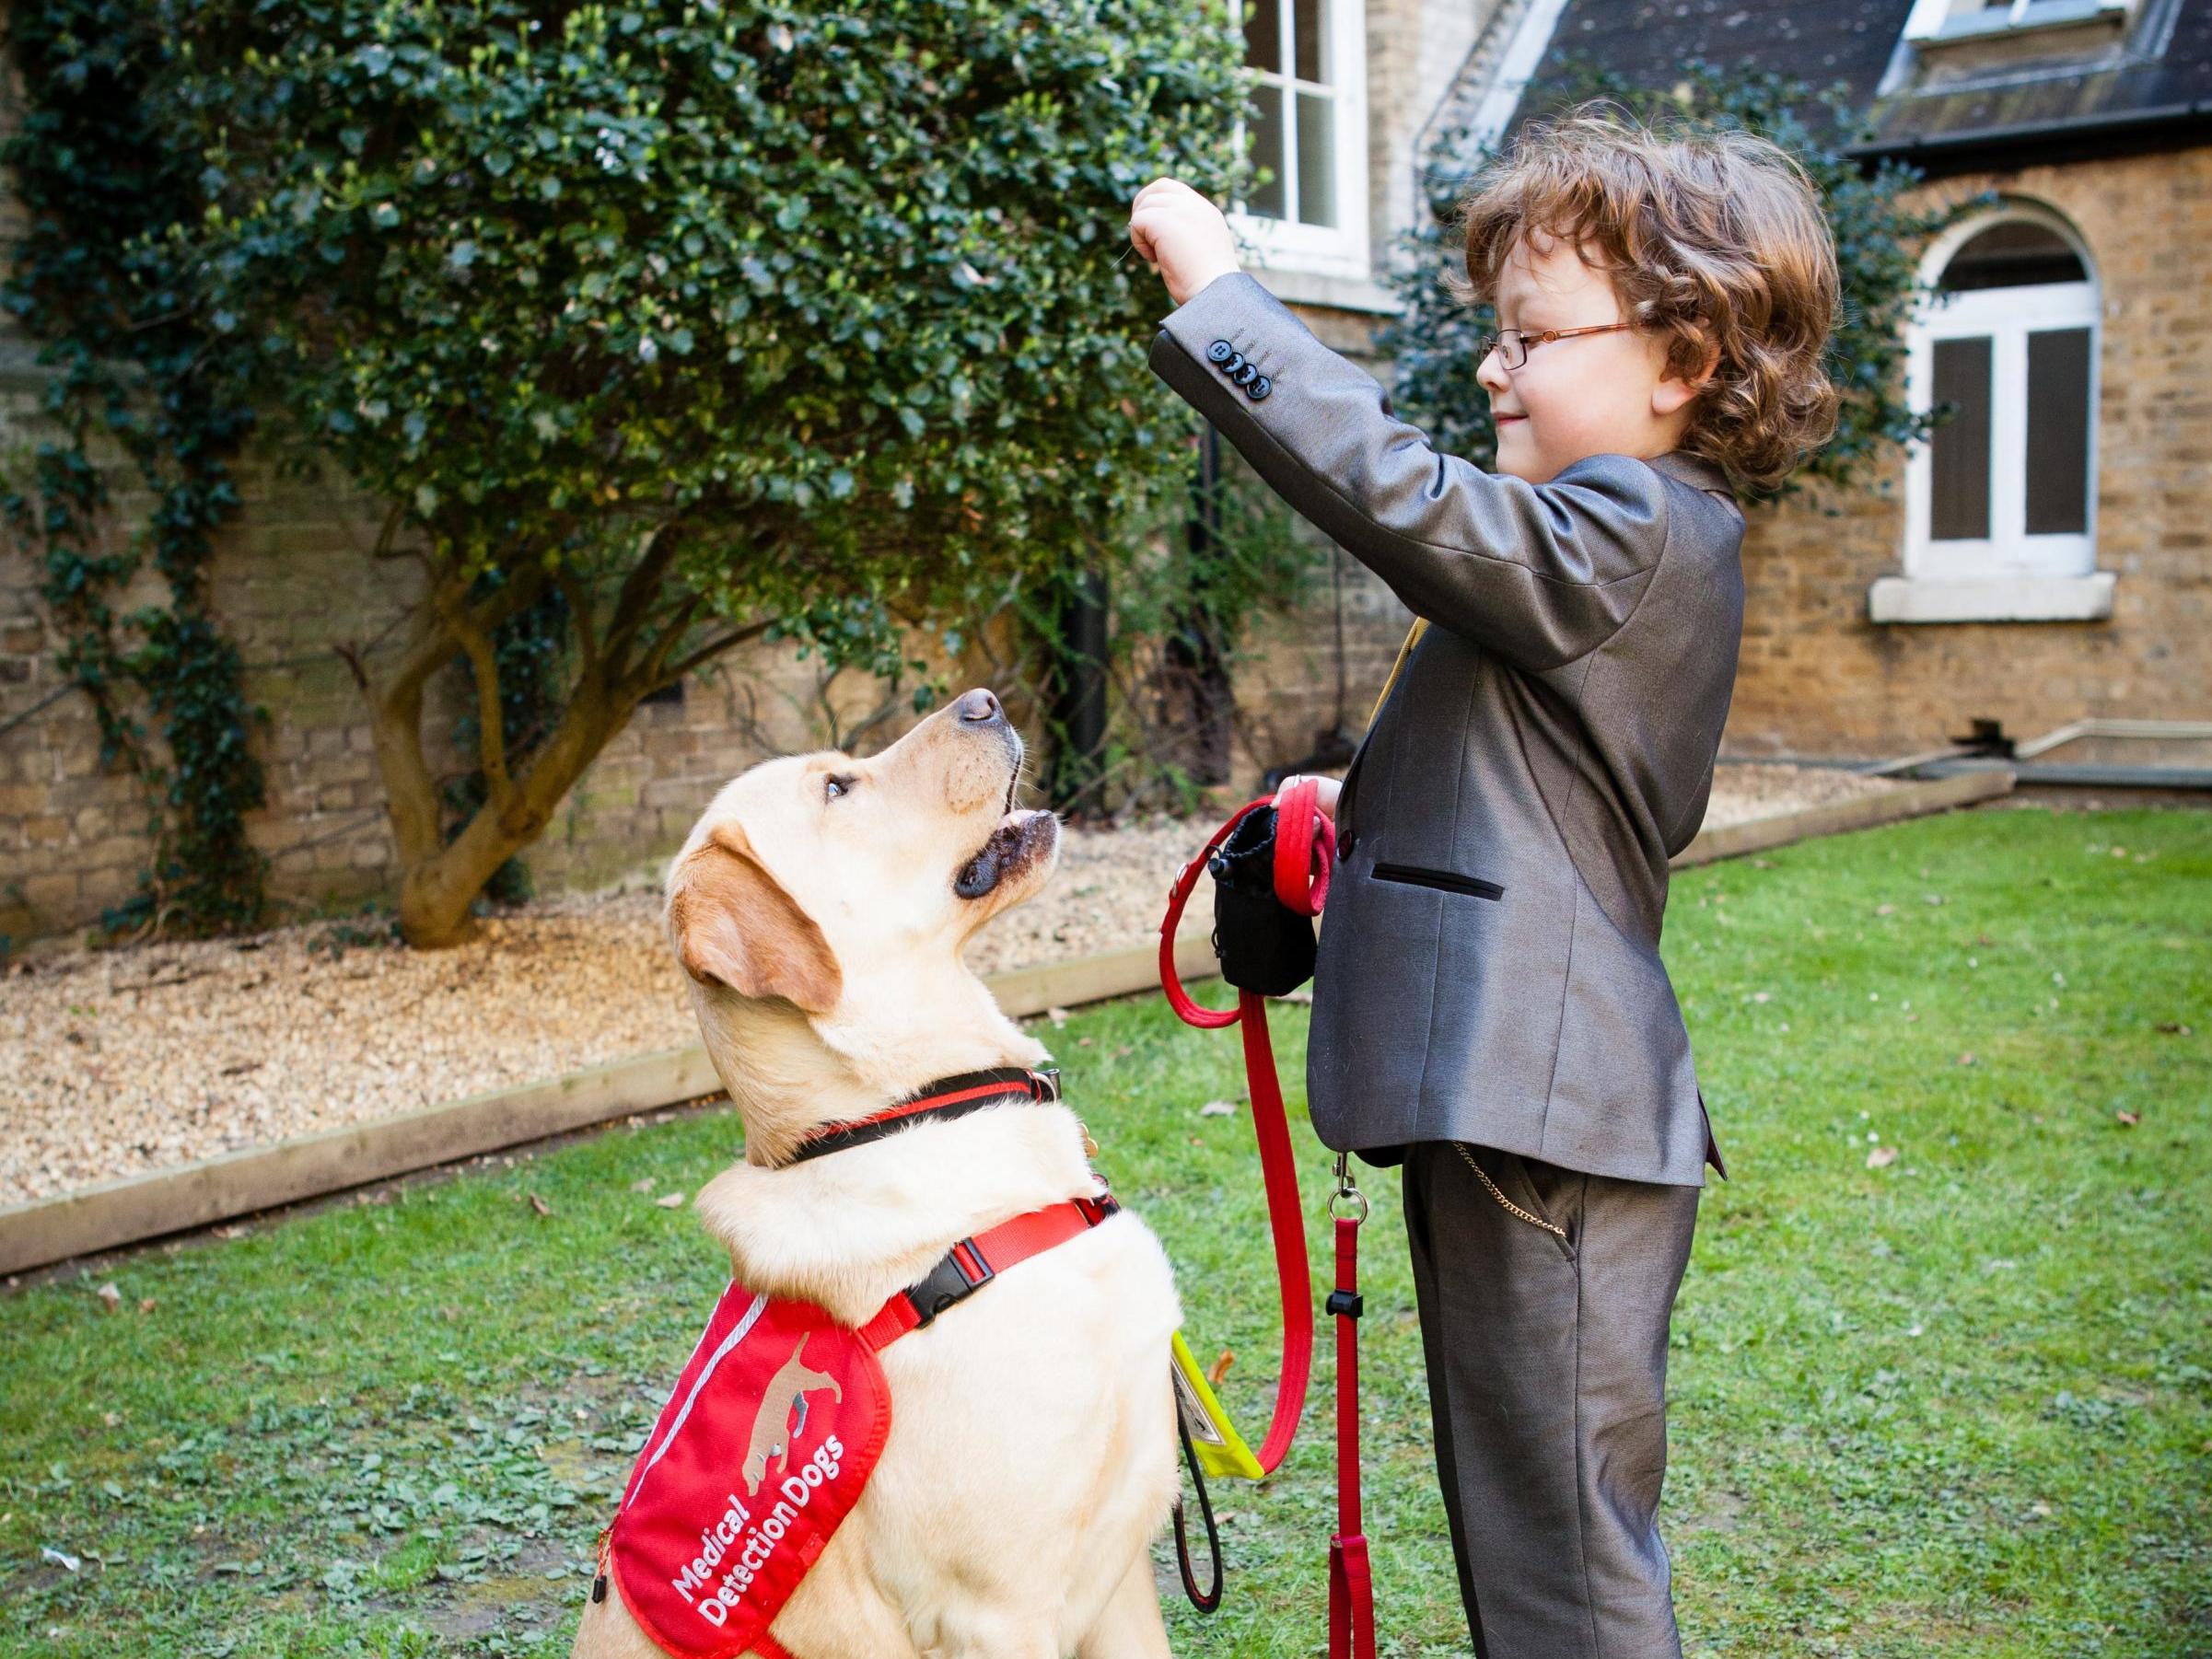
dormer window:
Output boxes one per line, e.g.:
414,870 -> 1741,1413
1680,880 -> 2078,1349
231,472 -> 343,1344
1901,0 -> 2134,45
1227,0 -> 1372,284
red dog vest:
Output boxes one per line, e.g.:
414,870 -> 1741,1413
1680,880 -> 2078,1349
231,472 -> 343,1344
605,1193 -> 1116,1659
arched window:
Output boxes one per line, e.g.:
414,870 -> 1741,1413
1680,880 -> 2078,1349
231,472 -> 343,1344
1875,203 -> 2110,623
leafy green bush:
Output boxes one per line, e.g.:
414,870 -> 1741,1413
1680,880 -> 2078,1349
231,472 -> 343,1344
98,0 -> 1245,943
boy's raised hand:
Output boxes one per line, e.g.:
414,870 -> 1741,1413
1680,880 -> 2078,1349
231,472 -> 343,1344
1127,179 -> 1242,307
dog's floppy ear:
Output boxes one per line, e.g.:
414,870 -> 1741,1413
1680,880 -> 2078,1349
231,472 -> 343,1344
668,821 -> 843,1014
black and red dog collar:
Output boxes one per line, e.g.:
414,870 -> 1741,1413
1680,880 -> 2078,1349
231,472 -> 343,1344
786,1066 -> 1063,1166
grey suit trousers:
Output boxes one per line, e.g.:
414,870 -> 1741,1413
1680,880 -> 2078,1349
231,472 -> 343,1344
1402,1138 -> 1699,1658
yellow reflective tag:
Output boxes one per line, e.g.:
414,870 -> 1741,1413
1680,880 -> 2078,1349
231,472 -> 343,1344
1170,1330 -> 1266,1481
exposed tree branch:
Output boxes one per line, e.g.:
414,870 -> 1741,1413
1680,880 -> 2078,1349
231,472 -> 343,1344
554,565 -> 600,679
601,521 -> 681,676
435,580 -> 520,818
665,615 -> 776,684
634,590 -> 704,688
369,501 -> 410,561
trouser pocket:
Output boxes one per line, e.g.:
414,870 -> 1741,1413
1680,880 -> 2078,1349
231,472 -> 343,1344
1452,1142 -> 1579,1261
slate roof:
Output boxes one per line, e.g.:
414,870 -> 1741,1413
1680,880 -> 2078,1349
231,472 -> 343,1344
1498,0 -> 2212,176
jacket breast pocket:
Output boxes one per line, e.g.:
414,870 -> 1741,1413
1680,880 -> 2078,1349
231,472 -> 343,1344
1371,863 -> 1505,902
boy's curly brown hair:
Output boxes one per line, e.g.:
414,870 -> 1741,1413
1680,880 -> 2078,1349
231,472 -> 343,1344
1451,102 -> 1842,495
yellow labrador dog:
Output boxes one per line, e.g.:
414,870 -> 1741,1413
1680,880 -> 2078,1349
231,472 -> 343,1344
571,688 -> 1182,1659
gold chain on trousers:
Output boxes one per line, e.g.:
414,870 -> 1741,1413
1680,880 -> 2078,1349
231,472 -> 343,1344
1452,1142 -> 1568,1241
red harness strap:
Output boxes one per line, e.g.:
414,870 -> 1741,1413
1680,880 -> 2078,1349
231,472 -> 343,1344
855,1191 -> 1119,1351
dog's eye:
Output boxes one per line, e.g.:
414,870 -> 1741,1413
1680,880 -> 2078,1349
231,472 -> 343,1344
824,772 -> 857,801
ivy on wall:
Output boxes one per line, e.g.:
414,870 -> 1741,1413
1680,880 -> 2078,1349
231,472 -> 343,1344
1,0 -> 267,938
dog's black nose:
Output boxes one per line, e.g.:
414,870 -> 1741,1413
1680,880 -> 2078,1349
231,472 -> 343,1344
955,688 -> 1003,725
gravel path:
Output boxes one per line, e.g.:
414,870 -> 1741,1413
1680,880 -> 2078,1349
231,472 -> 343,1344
2,765 -> 1901,1204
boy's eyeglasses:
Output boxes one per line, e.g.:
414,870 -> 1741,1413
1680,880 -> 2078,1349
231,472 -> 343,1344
1479,321 -> 1641,371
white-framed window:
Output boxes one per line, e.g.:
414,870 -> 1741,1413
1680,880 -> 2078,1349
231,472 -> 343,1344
1901,0 -> 2133,43
1226,0 -> 1371,285
1871,202 -> 2112,624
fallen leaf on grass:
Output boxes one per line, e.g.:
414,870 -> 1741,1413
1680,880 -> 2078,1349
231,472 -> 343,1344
1045,1005 -> 1070,1027
2115,1109 -> 2140,1127
94,1282 -> 121,1313
137,1297 -> 156,1314
2155,1022 -> 2193,1037
629,1178 -> 655,1194
41,1547 -> 79,1573
1867,1146 -> 1898,1168
1958,1052 -> 1976,1067
1198,1100 -> 1239,1118
655,1192 -> 686,1209
1206,1349 -> 1234,1386
528,1191 -> 553,1217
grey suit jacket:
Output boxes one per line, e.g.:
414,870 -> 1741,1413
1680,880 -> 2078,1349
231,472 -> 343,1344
1148,273 -> 1740,1187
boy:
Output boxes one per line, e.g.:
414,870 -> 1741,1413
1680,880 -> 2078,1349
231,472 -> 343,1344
1127,109 -> 1840,1655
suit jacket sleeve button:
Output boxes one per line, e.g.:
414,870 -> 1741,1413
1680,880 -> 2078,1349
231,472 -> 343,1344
1224,351 -> 1246,376
1247,375 -> 1272,400
1233,363 -> 1259,386
1206,340 -> 1234,365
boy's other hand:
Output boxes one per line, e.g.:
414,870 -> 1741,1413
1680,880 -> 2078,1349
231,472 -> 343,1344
1275,773 -> 1342,823
1128,179 -> 1241,307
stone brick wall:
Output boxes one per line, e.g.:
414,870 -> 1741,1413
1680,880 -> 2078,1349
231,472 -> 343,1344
1722,148 -> 2212,761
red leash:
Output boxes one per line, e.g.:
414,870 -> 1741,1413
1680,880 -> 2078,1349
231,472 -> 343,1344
1327,1201 -> 1375,1659
1159,780 -> 1375,1655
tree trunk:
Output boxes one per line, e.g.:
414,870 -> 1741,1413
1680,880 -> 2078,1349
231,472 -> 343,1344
390,672 -> 630,948
354,543 -> 773,948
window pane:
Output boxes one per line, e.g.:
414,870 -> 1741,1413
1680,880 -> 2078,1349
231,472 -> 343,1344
2026,327 -> 2091,535
1246,83 -> 1286,218
1295,0 -> 1329,82
1296,93 -> 1336,227
1243,0 -> 1280,73
1929,336 -> 1992,541
1941,222 -> 2085,291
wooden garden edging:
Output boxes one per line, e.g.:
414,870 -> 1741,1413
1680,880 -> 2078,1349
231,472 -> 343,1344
0,930 -> 1223,1277
1671,766 -> 2015,869
3,768 -> 2013,1277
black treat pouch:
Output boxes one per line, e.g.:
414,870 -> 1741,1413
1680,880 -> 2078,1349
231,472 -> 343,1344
1207,806 -> 1317,996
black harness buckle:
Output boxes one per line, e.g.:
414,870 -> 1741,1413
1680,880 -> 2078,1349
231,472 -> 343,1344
906,1236 -> 995,1327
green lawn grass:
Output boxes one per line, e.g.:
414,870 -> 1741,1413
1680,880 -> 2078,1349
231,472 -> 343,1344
3,805 -> 2206,1657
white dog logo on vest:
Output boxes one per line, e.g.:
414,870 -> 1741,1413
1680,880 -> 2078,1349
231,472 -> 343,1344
740,1336 -> 843,1495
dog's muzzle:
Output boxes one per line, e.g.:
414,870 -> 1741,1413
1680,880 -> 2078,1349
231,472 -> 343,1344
954,808 -> 1055,899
